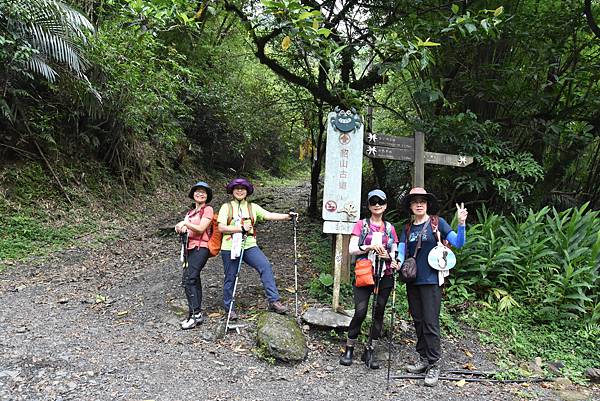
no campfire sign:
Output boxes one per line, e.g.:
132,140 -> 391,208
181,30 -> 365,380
322,109 -> 363,233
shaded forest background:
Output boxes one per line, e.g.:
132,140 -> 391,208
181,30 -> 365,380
2,0 -> 600,214
1,0 -> 599,382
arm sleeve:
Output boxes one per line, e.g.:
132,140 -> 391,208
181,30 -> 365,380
446,224 -> 466,248
397,242 -> 406,264
349,235 -> 363,255
349,221 -> 366,255
396,226 -> 406,263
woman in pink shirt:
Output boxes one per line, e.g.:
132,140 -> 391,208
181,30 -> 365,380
175,181 -> 214,329
339,189 -> 398,369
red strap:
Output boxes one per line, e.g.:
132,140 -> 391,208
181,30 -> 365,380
187,205 -> 206,219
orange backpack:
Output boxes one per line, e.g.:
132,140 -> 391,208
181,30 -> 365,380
206,202 -> 255,258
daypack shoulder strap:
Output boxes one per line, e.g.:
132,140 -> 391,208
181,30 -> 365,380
248,202 -> 256,237
384,220 -> 394,248
227,202 -> 234,224
404,222 -> 411,246
358,218 -> 370,246
187,204 -> 206,219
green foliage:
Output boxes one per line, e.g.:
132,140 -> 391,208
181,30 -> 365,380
0,0 -> 94,83
423,111 -> 544,215
450,204 -> 600,322
460,306 -> 600,382
253,343 -> 276,365
303,222 -> 354,305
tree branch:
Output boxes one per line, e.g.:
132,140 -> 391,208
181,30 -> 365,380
584,0 -> 600,39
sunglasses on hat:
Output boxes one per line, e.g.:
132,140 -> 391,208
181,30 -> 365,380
368,197 -> 387,206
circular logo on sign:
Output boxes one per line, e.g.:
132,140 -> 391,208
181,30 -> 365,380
339,133 -> 351,145
324,200 -> 337,212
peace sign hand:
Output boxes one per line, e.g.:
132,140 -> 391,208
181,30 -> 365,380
456,202 -> 468,225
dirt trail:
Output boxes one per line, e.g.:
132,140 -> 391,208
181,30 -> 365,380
0,182 -> 584,400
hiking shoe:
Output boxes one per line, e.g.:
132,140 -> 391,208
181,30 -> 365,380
268,301 -> 288,314
180,312 -> 203,330
424,364 -> 440,387
406,358 -> 429,374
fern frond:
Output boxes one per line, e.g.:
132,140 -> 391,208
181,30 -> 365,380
3,0 -> 94,82
25,54 -> 59,82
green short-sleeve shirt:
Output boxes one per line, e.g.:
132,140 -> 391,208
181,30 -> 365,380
217,200 -> 267,250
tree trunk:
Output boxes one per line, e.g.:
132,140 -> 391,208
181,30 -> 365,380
308,102 -> 326,217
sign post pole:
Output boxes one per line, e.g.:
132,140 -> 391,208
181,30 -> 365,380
332,233 -> 344,310
414,131 -> 425,187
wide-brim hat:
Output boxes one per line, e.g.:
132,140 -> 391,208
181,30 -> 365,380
188,181 -> 213,203
226,177 -> 254,196
402,187 -> 439,215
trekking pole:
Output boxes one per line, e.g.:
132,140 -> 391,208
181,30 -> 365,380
386,269 -> 397,389
225,233 -> 248,335
290,208 -> 299,320
366,255 -> 384,368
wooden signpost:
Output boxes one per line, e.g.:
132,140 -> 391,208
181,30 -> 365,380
364,107 -> 473,186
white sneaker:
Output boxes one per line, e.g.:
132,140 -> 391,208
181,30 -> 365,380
424,364 -> 440,387
180,313 -> 203,330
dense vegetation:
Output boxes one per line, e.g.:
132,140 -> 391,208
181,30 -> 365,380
1,0 -> 599,383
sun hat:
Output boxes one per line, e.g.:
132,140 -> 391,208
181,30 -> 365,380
226,177 -> 254,196
402,187 -> 439,215
188,181 -> 213,203
367,189 -> 387,202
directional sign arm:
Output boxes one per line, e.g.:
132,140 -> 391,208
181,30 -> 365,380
424,152 -> 474,167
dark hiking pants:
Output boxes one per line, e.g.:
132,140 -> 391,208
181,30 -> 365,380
406,283 -> 442,364
182,247 -> 210,315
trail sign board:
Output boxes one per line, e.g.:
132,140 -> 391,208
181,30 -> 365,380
364,132 -> 414,149
322,221 -> 355,235
424,151 -> 473,167
364,145 -> 413,161
321,109 -> 363,226
322,108 -> 364,311
364,143 -> 473,167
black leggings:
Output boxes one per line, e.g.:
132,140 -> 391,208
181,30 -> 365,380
347,275 -> 394,340
182,247 -> 210,315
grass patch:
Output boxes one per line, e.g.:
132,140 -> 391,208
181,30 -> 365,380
0,160 -> 186,268
458,304 -> 600,383
251,166 -> 310,188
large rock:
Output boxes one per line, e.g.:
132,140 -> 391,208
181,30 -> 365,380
585,367 -> 600,383
256,312 -> 307,362
302,307 -> 354,329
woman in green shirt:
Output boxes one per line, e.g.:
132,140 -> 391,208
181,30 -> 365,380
218,177 -> 297,320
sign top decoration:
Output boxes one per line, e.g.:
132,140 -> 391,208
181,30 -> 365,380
330,107 -> 362,133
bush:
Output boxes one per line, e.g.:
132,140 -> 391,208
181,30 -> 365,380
449,204 -> 600,322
